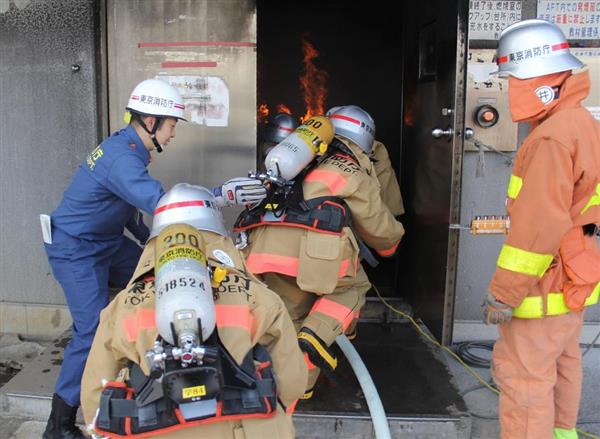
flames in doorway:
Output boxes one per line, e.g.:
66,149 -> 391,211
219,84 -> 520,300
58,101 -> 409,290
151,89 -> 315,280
257,35 -> 328,125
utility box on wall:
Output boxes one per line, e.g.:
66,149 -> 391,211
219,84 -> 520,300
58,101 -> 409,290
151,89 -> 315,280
465,49 -> 519,152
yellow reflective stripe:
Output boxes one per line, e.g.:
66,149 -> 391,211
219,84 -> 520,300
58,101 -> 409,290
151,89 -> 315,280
581,183 -> 600,214
513,281 -> 600,318
507,175 -> 523,199
553,427 -> 578,439
497,244 -> 553,277
301,389 -> 314,400
297,332 -> 338,370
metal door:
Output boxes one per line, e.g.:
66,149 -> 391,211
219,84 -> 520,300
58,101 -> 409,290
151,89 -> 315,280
401,0 -> 468,344
105,0 -> 257,227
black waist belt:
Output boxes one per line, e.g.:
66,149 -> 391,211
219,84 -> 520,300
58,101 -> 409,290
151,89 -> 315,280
102,379 -> 275,420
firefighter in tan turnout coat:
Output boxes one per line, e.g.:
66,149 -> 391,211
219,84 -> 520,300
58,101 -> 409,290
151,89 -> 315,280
81,184 -> 307,439
236,107 -> 405,398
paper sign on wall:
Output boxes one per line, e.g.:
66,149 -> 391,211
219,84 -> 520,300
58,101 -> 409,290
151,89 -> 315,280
469,1 -> 522,40
537,1 -> 600,39
158,75 -> 230,127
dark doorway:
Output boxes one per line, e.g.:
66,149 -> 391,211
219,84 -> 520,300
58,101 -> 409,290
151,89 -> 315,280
256,0 -> 406,298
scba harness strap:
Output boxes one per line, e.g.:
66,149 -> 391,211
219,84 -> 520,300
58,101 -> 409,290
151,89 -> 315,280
94,344 -> 278,438
235,137 -> 358,236
234,195 -> 352,235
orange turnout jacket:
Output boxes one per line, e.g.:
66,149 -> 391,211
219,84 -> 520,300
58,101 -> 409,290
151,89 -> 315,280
489,71 -> 600,316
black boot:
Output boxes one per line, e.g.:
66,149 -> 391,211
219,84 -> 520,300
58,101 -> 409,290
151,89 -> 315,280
42,394 -> 86,439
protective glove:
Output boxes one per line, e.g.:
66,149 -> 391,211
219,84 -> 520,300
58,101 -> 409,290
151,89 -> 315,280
483,292 -> 513,325
212,177 -> 267,208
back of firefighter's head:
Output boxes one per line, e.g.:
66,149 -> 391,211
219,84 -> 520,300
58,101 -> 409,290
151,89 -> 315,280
494,19 -> 584,122
328,105 -> 376,154
261,113 -> 298,157
126,79 -> 187,153
149,183 -> 229,241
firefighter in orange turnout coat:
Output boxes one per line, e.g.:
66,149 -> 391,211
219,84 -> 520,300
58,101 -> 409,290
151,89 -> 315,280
81,184 -> 307,439
483,20 -> 600,439
236,108 -> 405,398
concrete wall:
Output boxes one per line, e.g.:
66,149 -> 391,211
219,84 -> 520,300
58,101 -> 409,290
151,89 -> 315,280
0,0 -> 99,336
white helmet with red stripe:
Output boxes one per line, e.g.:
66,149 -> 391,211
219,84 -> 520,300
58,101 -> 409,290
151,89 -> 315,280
325,106 -> 342,116
127,78 -> 187,121
493,19 -> 584,79
149,183 -> 228,240
264,113 -> 298,144
329,105 -> 376,154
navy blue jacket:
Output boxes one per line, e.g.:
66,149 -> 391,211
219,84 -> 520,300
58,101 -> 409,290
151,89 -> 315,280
51,125 -> 164,242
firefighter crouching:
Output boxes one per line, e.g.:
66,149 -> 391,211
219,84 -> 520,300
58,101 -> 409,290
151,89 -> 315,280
483,20 -> 600,439
81,184 -> 307,438
235,110 -> 405,398
326,106 -> 404,217
260,112 -> 298,161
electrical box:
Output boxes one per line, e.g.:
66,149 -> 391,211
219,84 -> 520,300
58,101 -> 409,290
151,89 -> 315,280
464,49 -> 518,152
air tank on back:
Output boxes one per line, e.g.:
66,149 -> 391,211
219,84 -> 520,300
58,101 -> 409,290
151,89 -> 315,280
154,223 -> 215,346
264,115 -> 334,182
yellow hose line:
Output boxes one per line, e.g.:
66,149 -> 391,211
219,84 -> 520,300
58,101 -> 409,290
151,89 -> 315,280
372,286 -> 600,439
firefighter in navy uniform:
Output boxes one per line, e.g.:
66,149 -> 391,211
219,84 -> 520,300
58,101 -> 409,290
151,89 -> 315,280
43,79 -> 267,439
81,184 -> 307,438
235,109 -> 405,399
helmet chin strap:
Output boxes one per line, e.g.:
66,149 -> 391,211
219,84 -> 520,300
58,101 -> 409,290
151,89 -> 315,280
139,116 -> 165,153
151,136 -> 164,153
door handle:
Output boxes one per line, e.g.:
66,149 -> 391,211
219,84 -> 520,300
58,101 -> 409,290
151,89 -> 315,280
431,127 -> 454,139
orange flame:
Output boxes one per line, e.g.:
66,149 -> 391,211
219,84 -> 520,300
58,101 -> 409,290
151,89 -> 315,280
257,103 -> 269,123
276,104 -> 292,115
299,35 -> 328,123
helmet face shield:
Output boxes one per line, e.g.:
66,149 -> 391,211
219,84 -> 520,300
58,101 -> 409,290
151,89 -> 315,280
494,19 -> 584,79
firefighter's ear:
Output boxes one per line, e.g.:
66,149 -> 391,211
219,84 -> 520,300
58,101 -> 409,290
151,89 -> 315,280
144,116 -> 157,131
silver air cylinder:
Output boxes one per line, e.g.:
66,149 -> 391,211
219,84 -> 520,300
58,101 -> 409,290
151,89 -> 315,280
264,116 -> 334,182
155,224 -> 216,346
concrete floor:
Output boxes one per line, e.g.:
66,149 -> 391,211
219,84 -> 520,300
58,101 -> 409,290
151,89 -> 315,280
2,332 -> 600,438
444,345 -> 600,439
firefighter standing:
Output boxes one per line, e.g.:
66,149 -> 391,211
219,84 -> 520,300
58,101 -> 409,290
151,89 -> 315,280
81,184 -> 307,438
236,107 -> 405,398
43,79 -> 267,438
483,20 -> 600,439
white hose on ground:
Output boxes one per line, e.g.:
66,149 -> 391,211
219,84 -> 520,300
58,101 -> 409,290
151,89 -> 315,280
335,334 -> 391,439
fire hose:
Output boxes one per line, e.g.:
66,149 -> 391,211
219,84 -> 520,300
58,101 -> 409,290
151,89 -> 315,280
335,334 -> 391,439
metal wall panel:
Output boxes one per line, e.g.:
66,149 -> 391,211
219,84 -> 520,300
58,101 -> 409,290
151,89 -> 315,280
0,0 -> 98,306
106,0 -> 257,228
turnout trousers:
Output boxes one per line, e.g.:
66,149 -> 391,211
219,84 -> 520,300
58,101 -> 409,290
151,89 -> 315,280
492,310 -> 585,439
262,266 -> 371,392
45,227 -> 141,406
